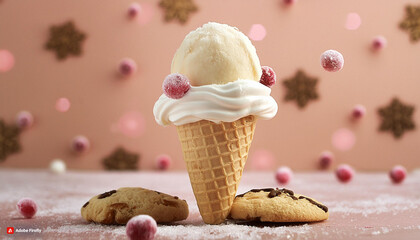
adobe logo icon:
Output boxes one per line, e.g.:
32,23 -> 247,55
7,227 -> 14,234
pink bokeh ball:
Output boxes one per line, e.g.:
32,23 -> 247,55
346,13 -> 362,30
332,128 -> 356,151
248,24 -> 266,41
55,98 -> 71,112
0,49 -> 15,72
250,149 -> 275,170
117,111 -> 145,138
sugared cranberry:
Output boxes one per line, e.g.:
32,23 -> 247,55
17,198 -> 37,219
275,166 -> 293,184
119,58 -> 137,76
260,66 -> 276,88
389,165 -> 407,184
319,151 -> 334,169
126,215 -> 157,240
156,154 -> 171,170
162,73 -> 191,99
336,164 -> 354,183
320,50 -> 344,72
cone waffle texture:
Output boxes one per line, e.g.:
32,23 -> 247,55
176,115 -> 257,224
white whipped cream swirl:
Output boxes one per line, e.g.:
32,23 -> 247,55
153,79 -> 278,126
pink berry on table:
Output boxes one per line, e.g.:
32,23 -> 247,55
320,50 -> 344,72
389,165 -> 407,184
126,215 -> 157,240
156,154 -> 171,170
16,111 -> 34,129
352,104 -> 366,119
119,58 -> 137,76
372,36 -> 387,50
260,66 -> 276,88
128,3 -> 141,18
275,166 -> 293,184
72,135 -> 90,153
162,73 -> 191,99
336,164 -> 354,183
17,198 -> 37,219
319,151 -> 334,170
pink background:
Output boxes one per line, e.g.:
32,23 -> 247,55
0,0 -> 419,171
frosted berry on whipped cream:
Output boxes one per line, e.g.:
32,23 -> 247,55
153,22 -> 277,224
154,23 -> 278,126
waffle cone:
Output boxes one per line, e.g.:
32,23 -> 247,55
176,115 -> 257,224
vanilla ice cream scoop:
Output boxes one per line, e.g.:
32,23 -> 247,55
171,22 -> 262,86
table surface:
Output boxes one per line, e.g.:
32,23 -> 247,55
0,169 -> 419,240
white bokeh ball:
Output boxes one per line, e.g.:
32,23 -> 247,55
50,159 -> 66,174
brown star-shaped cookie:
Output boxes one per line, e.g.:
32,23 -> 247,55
378,98 -> 416,139
283,70 -> 319,108
0,119 -> 21,162
102,147 -> 139,170
400,5 -> 420,42
45,21 -> 86,60
159,0 -> 198,24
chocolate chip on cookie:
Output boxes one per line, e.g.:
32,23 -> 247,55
98,190 -> 117,199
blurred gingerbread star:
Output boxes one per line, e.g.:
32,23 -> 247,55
283,70 -> 319,108
0,120 -> 21,162
400,5 -> 420,42
102,147 -> 139,170
45,21 -> 86,60
378,98 -> 416,139
159,0 -> 198,24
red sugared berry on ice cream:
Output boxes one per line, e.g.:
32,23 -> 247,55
336,164 -> 354,183
17,198 -> 37,219
319,151 -> 334,169
162,73 -> 191,99
16,111 -> 34,129
72,135 -> 90,153
372,36 -> 387,50
260,66 -> 276,88
126,215 -> 157,240
389,165 -> 407,184
128,3 -> 141,18
156,154 -> 171,170
119,58 -> 137,76
352,104 -> 366,119
275,166 -> 293,184
320,50 -> 344,72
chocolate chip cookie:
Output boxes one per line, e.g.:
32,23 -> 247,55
230,188 -> 328,222
81,187 -> 189,224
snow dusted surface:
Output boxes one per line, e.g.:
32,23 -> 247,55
0,170 -> 419,240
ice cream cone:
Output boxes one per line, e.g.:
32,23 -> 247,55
176,115 -> 257,224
